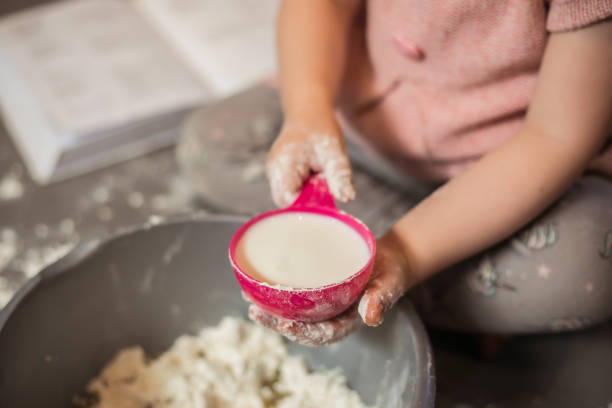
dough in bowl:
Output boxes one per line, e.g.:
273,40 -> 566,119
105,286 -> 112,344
76,317 -> 369,408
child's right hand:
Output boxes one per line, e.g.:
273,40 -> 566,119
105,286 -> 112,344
266,109 -> 355,207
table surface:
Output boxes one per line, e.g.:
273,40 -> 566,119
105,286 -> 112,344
1,1 -> 611,407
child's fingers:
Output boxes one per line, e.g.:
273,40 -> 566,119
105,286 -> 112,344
249,304 -> 362,346
248,304 -> 281,329
358,291 -> 398,327
312,135 -> 355,203
358,270 -> 406,327
279,306 -> 362,346
266,141 -> 313,207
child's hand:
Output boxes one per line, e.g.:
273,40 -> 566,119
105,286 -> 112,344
248,233 -> 414,346
357,232 -> 414,326
266,110 -> 355,207
248,303 -> 362,346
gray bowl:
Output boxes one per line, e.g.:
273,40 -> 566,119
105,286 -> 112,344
0,215 -> 435,407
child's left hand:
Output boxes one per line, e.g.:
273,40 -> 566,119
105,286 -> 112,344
248,233 -> 416,346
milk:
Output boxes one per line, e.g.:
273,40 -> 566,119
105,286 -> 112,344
235,212 -> 370,288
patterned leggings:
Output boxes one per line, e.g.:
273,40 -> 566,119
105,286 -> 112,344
408,175 -> 612,334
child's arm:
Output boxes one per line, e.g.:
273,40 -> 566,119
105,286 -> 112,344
266,0 -> 361,206
360,19 -> 612,325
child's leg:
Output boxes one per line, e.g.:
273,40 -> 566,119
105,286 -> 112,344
411,174 -> 612,334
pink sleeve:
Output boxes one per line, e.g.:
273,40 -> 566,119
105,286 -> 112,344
547,0 -> 612,31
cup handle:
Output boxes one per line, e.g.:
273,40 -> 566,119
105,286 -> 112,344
290,175 -> 337,210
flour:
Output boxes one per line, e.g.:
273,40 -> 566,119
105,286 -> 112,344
0,228 -> 17,272
82,317 -> 369,408
34,223 -> 50,239
0,227 -> 78,309
310,134 -> 355,204
150,176 -> 195,213
248,305 -> 363,347
12,241 -> 76,279
60,218 -> 76,235
96,206 -> 114,222
127,191 -> 145,208
92,186 -> 110,204
0,228 -> 18,309
0,172 -> 24,201
0,276 -> 14,309
358,295 -> 370,322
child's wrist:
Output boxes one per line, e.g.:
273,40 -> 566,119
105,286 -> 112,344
380,227 -> 431,286
283,83 -> 335,123
281,106 -> 342,144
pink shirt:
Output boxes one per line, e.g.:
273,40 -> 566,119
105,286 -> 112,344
339,0 -> 612,181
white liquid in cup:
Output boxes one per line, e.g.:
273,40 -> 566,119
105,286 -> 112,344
235,212 -> 370,288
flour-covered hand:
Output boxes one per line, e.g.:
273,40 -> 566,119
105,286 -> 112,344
266,113 -> 355,207
248,303 -> 362,346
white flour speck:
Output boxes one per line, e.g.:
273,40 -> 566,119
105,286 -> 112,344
60,218 -> 75,235
151,195 -> 169,211
241,160 -> 265,183
148,215 -> 164,225
97,207 -> 114,222
0,275 -> 15,309
12,242 -> 76,279
34,223 -> 50,239
127,191 -> 144,208
0,228 -> 17,272
92,186 -> 110,203
0,173 -> 24,201
150,177 -> 194,214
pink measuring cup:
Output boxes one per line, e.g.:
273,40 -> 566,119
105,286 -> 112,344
228,176 -> 376,323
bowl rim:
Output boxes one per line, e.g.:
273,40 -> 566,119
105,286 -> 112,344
0,213 -> 435,408
228,207 -> 377,293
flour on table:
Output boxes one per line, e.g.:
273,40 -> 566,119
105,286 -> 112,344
0,228 -> 17,271
0,228 -> 78,309
81,317 -> 369,408
0,276 -> 14,309
13,242 -> 76,279
127,191 -> 145,208
0,172 -> 24,201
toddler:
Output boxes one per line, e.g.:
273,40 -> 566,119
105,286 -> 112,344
248,0 -> 612,345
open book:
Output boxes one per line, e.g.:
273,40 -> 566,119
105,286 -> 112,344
0,0 -> 279,184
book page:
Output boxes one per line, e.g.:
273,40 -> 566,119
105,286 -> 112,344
134,0 -> 279,98
0,0 -> 209,137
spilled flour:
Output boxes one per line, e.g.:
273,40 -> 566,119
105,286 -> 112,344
13,242 -> 76,279
0,172 -> 24,201
79,317 -> 369,408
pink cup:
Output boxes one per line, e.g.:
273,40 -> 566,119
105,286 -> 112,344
229,176 -> 376,322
